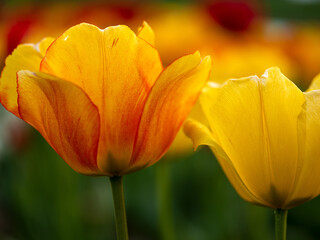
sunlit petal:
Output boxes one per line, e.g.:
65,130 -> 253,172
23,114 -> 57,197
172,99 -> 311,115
127,52 -> 211,174
0,37 -> 54,116
137,21 -> 155,46
17,70 -> 101,175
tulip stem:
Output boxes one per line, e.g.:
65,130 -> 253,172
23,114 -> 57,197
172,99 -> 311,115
274,209 -> 288,240
156,162 -> 175,240
110,176 -> 129,240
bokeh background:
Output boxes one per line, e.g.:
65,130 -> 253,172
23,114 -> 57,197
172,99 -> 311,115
1,0 -> 320,239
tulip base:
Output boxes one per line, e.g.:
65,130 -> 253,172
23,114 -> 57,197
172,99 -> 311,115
274,209 -> 288,240
110,176 -> 129,240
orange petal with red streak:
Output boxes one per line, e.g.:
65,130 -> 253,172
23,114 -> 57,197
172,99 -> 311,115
128,52 -> 211,174
17,70 -> 101,175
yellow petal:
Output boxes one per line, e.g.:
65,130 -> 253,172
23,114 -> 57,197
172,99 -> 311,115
0,37 -> 54,117
286,90 -> 320,208
306,73 -> 320,91
137,21 -> 155,46
260,68 -> 305,207
17,71 -> 101,175
200,67 -> 305,208
183,119 -> 271,207
183,118 -> 216,150
127,52 -> 211,174
40,23 -> 163,175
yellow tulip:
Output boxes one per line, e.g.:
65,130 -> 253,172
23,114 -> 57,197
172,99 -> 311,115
184,67 -> 320,210
0,22 -> 211,176
166,43 -> 296,157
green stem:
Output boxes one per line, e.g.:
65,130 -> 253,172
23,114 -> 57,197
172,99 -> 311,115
274,209 -> 288,240
156,162 -> 175,240
110,176 -> 129,240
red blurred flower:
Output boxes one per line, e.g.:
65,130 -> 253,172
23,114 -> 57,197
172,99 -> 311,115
6,18 -> 34,54
207,1 -> 255,31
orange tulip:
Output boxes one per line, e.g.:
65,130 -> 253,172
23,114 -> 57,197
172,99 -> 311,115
0,22 -> 211,176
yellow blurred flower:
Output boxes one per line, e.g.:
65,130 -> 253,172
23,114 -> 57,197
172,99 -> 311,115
147,4 -> 216,66
208,43 -> 297,83
286,24 -> 320,88
0,22 -> 211,176
185,67 -> 320,209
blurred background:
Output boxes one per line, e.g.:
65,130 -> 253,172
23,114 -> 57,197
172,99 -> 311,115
1,0 -> 320,239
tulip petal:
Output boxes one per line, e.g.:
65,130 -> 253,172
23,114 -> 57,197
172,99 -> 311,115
200,68 -> 305,208
128,52 -> 211,174
286,90 -> 320,208
40,23 -> 163,175
183,119 -> 272,207
17,71 -> 101,175
137,21 -> 155,46
306,73 -> 320,91
0,37 -> 54,117
183,118 -> 217,151
260,68 -> 305,207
